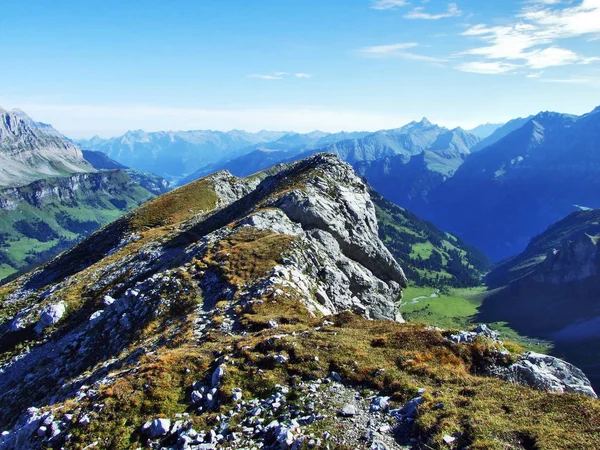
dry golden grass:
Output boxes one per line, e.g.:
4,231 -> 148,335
202,227 -> 294,287
129,178 -> 219,231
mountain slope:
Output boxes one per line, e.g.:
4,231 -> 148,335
0,154 -> 597,450
470,116 -> 533,152
424,106 -> 600,261
372,189 -> 492,287
467,123 -> 502,139
77,129 -> 290,181
0,170 -> 154,282
479,209 -> 600,390
0,107 -> 93,188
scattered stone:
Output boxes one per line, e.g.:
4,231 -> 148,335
79,415 -> 91,426
370,396 -> 390,412
392,396 -> 423,418
142,418 -> 171,438
274,354 -> 289,364
443,434 -> 456,444
89,310 -> 104,321
212,364 -> 225,387
329,371 -> 343,383
34,302 -> 66,334
339,404 -> 357,417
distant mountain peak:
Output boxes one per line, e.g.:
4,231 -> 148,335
0,107 -> 93,188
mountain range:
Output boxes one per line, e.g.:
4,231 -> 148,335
77,129 -> 291,181
424,106 -> 600,260
179,119 -> 483,209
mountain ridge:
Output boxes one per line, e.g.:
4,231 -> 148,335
0,154 -> 597,449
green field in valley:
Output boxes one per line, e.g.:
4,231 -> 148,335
400,285 -> 553,354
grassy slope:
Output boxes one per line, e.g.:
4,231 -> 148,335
0,171 -> 154,281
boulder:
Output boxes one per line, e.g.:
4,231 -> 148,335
142,418 -> 171,438
497,352 -> 597,398
34,302 -> 66,334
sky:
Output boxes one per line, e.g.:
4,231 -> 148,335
1,0 -> 599,138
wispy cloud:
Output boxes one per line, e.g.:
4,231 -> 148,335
404,2 -> 462,20
526,71 -> 544,78
540,75 -> 600,86
248,74 -> 284,80
457,0 -> 600,74
248,72 -> 311,80
370,0 -> 409,10
455,61 -> 518,74
358,42 -> 446,63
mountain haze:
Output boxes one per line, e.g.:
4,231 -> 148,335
77,129 -> 291,181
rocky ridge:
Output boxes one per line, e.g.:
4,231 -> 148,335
0,154 -> 598,449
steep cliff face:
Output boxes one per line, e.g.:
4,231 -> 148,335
0,107 -> 93,188
532,234 -> 600,284
0,155 -> 598,450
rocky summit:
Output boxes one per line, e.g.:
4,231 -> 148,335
0,154 -> 599,450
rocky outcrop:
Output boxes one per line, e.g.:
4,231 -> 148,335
495,352 -> 597,398
449,325 -> 598,398
532,233 -> 600,284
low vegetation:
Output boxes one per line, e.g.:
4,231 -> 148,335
129,177 -> 218,231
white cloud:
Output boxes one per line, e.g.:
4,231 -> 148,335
526,71 -> 544,78
248,72 -> 312,80
458,0 -> 600,74
525,47 -> 599,69
248,74 -> 283,80
358,42 -> 446,62
359,42 -> 418,55
371,0 -> 409,10
541,75 -> 600,86
404,2 -> 462,19
455,61 -> 518,74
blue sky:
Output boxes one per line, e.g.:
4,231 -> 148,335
1,0 -> 599,137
